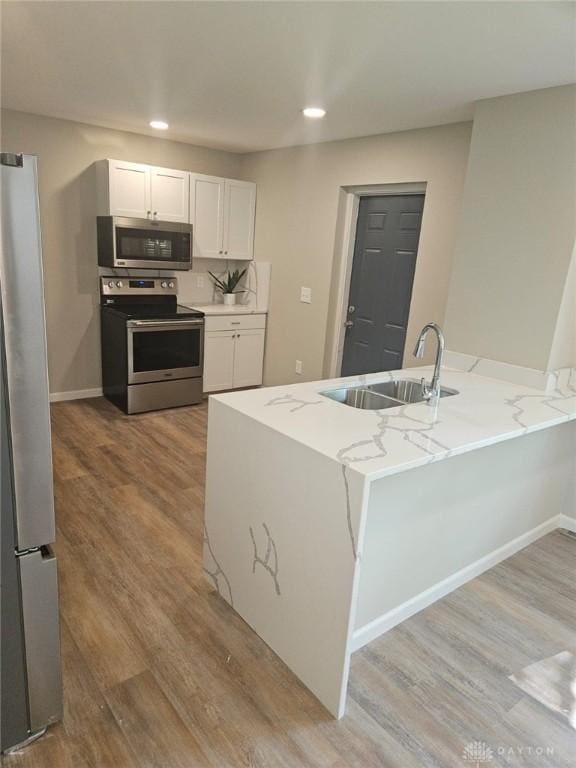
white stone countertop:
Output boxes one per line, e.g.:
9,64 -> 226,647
181,302 -> 268,316
211,366 -> 576,482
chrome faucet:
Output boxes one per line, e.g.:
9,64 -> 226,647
413,323 -> 445,400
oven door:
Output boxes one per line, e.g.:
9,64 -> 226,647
127,319 -> 204,384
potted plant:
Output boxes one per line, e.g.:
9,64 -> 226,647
208,268 -> 247,306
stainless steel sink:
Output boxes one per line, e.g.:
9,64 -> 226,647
320,387 -> 405,410
367,378 -> 458,403
320,378 -> 458,410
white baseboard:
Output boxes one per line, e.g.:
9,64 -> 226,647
50,387 -> 103,403
351,514 -> 565,652
557,514 -> 576,533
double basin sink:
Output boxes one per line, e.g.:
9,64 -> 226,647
321,378 -> 458,410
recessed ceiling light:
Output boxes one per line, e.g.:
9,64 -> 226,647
302,107 -> 326,119
149,120 -> 169,130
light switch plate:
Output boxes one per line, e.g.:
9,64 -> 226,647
300,286 -> 312,303
196,276 -> 204,288
295,360 -> 303,375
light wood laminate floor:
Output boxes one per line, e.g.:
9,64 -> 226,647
4,398 -> 575,768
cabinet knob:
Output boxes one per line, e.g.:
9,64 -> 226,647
224,251 -> 228,255
147,210 -> 151,217
219,250 -> 223,255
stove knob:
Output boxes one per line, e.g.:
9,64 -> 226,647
107,280 -> 115,288
161,281 -> 168,289
116,280 -> 123,288
168,281 -> 175,289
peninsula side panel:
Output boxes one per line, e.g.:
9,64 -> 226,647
203,397 -> 367,718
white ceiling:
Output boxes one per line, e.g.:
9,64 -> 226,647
2,1 -> 575,153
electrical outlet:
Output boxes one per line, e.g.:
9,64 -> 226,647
295,360 -> 303,375
196,275 -> 204,288
300,286 -> 312,304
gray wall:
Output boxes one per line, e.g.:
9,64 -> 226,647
444,85 -> 576,371
241,122 -> 472,385
0,109 -> 242,395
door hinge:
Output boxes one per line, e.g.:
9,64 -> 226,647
15,546 -> 41,558
0,153 -> 24,168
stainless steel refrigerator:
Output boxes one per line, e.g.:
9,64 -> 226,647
1,153 -> 63,752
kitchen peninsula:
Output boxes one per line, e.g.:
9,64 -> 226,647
203,362 -> 576,718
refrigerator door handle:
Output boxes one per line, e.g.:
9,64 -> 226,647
18,545 -> 63,731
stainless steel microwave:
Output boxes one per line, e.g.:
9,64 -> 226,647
97,216 -> 192,271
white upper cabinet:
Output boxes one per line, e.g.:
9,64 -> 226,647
149,166 -> 190,223
190,174 -> 256,260
224,180 -> 256,260
107,160 -> 152,219
189,175 -> 225,258
97,162 -> 256,243
98,160 -> 189,223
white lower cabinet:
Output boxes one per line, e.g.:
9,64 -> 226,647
203,316 -> 266,393
232,330 -> 265,389
203,331 -> 236,392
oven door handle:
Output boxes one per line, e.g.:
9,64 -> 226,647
127,319 -> 204,329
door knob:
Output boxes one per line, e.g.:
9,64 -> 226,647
348,305 -> 355,313
344,320 -> 354,328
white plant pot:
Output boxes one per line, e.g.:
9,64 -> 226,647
223,293 -> 237,306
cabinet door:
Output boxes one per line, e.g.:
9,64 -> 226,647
108,160 -> 151,218
190,175 -> 225,259
150,167 -> 190,223
233,329 -> 265,388
223,180 -> 256,260
203,331 -> 235,392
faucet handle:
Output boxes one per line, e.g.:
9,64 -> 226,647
420,377 -> 433,400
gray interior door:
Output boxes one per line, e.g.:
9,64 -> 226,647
341,194 -> 424,376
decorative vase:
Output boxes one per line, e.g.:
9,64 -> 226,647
223,293 -> 236,306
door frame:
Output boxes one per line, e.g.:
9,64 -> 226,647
327,182 -> 427,378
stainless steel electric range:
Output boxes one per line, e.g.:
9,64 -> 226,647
100,277 -> 204,414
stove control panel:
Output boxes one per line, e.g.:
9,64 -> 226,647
101,277 -> 178,296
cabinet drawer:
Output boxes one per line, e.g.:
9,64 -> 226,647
204,314 -> 266,332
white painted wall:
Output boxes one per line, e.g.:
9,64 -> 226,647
0,109 -> 242,396
445,85 -> 576,371
548,245 -> 576,371
241,122 -> 472,385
